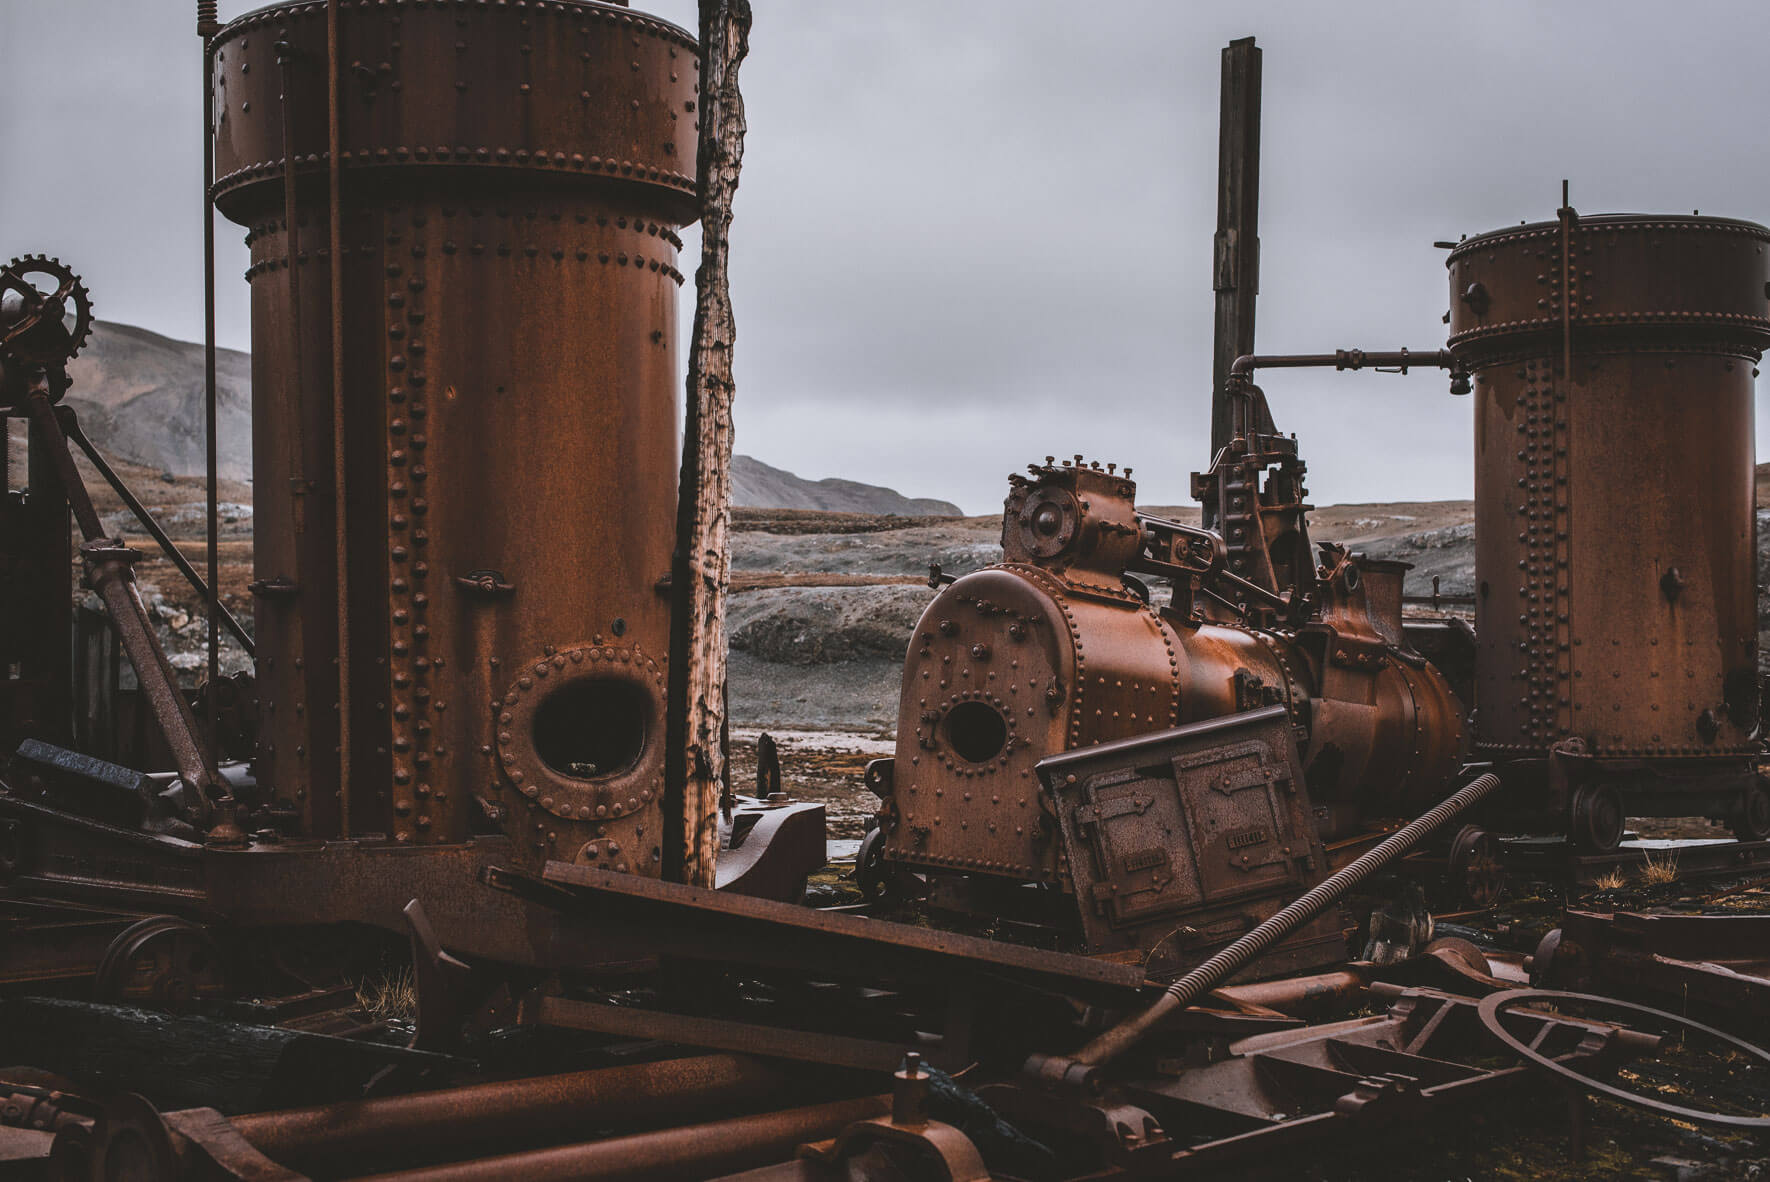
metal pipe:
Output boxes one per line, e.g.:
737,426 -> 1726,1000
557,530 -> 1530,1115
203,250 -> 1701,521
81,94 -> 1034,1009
201,9 -> 222,773
62,414 -> 253,654
226,1054 -> 799,1172
1208,36 -> 1262,506
324,0 -> 352,834
1049,771 -> 1505,1076
1210,967 -> 1369,1018
1229,348 -> 1455,378
350,1094 -> 891,1182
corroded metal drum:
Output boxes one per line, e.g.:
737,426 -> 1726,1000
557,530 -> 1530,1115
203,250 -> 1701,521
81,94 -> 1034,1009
210,0 -> 698,869
1448,214 -> 1770,840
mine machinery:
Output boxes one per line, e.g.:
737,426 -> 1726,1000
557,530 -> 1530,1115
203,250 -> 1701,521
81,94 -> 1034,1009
3,6 -> 1770,1180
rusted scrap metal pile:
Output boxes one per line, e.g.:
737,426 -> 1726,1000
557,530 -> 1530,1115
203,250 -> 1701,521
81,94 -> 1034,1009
2,4 -> 1770,1179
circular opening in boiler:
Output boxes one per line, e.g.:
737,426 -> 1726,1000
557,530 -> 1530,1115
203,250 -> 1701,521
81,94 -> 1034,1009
532,679 -> 648,780
945,701 -> 1009,764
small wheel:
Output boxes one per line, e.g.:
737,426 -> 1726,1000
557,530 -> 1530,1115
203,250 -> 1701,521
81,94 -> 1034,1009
1569,785 -> 1623,854
1527,928 -> 1589,990
93,917 -> 229,1010
856,826 -> 890,902
1729,780 -> 1770,842
1447,825 -> 1506,908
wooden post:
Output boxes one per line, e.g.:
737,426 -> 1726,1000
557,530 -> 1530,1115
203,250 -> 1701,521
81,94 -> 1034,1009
1207,37 -> 1261,527
667,0 -> 753,887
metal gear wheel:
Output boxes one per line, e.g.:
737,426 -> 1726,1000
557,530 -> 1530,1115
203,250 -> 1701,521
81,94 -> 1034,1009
0,254 -> 94,366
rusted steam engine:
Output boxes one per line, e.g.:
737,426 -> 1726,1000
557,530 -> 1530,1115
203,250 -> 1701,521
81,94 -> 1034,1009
869,209 -> 1770,962
870,419 -> 1465,969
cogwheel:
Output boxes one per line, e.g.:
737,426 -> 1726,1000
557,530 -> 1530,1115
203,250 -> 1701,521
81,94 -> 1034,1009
0,254 -> 94,366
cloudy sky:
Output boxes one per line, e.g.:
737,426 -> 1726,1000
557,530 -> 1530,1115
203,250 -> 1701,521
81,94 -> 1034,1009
6,1 -> 1769,513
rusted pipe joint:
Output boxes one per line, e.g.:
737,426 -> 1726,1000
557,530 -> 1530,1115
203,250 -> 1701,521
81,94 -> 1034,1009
78,539 -> 142,588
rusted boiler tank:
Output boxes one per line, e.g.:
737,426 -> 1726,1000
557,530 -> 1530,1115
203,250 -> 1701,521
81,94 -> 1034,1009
870,454 -> 1465,964
1448,213 -> 1770,848
211,0 -> 698,870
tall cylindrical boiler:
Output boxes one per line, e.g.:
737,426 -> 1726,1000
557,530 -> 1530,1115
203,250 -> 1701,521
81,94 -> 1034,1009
1447,213 -> 1770,842
210,0 -> 698,872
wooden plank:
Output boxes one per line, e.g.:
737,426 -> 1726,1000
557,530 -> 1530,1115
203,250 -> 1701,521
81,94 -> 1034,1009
667,0 -> 755,887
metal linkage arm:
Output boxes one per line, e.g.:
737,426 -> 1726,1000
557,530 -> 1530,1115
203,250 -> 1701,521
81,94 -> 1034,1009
61,412 -> 254,656
20,382 -> 240,838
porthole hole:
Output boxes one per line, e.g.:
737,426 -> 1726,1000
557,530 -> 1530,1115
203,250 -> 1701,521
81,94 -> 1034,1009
532,679 -> 648,779
945,701 -> 1008,764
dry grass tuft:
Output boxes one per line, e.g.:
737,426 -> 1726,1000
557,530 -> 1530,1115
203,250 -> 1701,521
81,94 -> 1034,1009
1640,848 -> 1680,885
1593,869 -> 1628,891
356,965 -> 417,1021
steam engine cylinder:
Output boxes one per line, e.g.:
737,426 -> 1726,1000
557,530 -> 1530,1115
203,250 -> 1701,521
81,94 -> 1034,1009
211,0 -> 699,869
1448,216 -> 1768,766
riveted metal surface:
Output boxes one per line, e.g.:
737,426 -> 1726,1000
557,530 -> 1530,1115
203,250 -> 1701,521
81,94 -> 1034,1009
1451,214 -> 1767,758
218,1 -> 694,870
210,1 -> 699,222
1044,707 -> 1337,971
494,643 -> 666,848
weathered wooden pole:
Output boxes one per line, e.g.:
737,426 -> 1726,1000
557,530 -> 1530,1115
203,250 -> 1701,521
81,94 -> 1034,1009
1206,36 -> 1261,528
667,0 -> 753,886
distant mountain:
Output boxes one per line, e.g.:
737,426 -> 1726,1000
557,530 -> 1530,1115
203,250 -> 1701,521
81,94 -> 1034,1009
61,321 -> 961,515
732,456 -> 960,517
64,322 -> 253,482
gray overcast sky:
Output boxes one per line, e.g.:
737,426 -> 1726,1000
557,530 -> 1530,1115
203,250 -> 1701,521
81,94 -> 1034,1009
5,1 -> 1769,513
